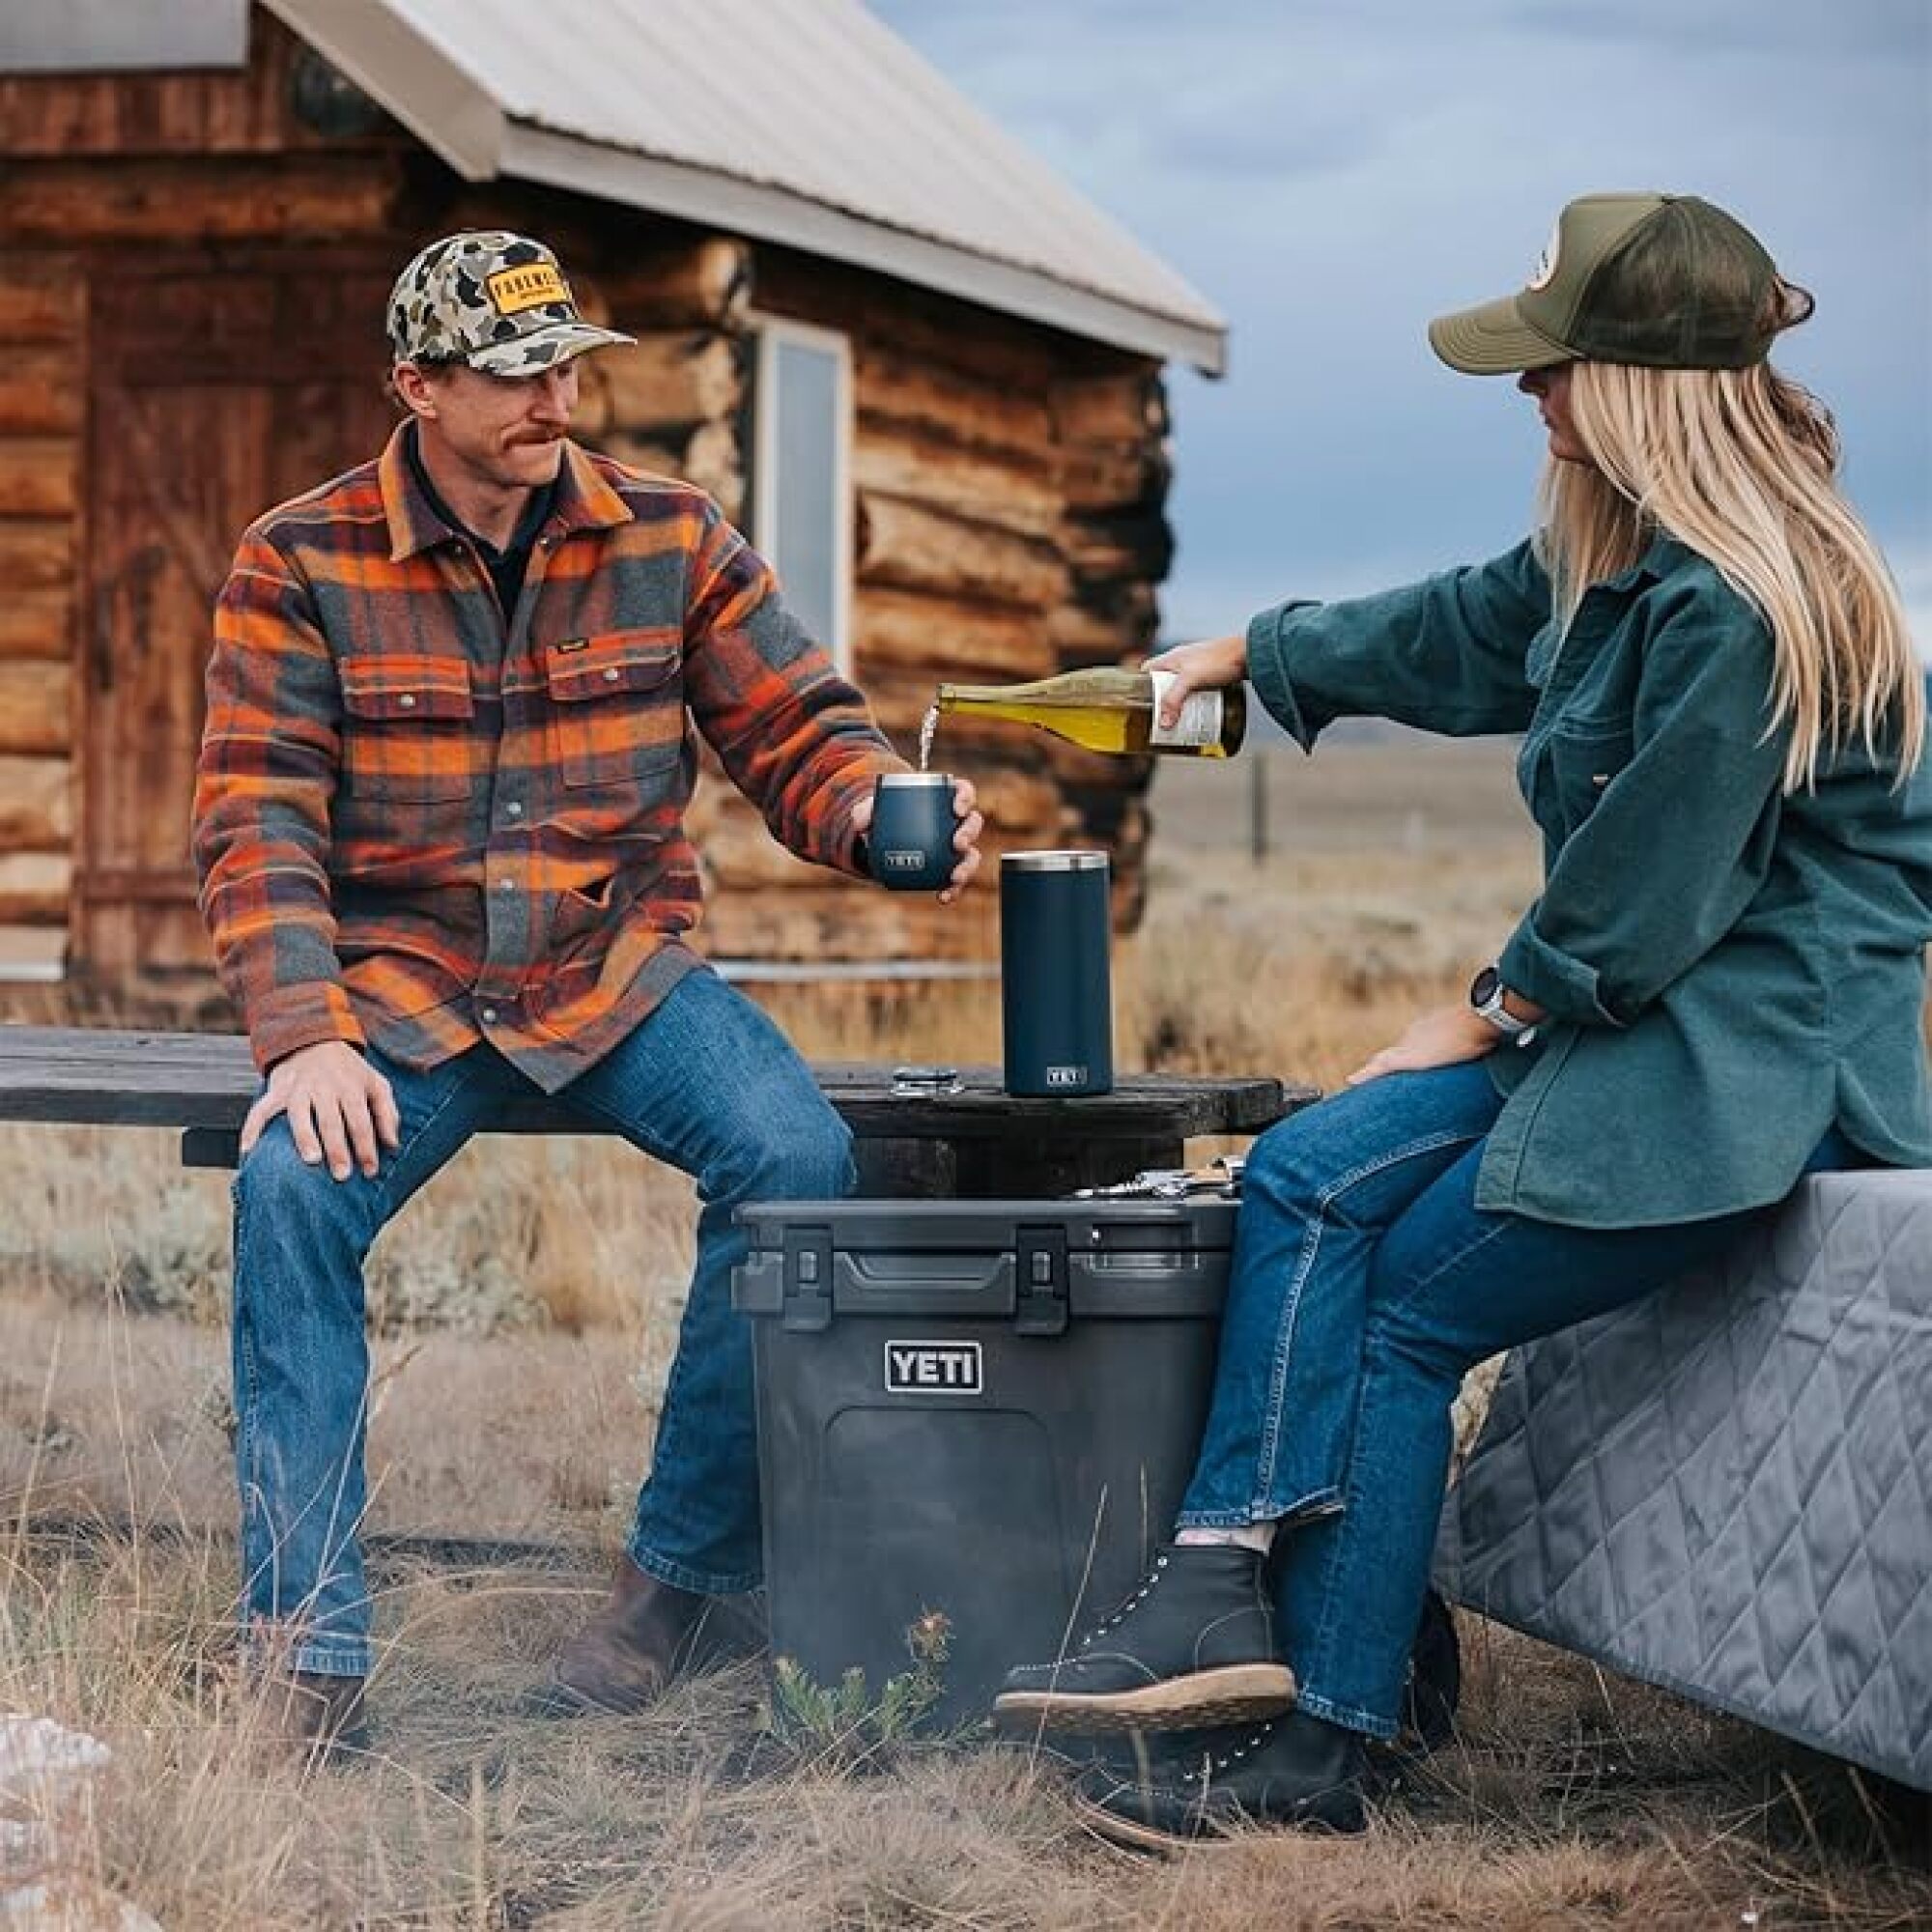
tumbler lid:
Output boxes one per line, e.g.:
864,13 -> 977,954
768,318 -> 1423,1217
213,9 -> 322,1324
1002,848 -> 1110,872
876,770 -> 953,787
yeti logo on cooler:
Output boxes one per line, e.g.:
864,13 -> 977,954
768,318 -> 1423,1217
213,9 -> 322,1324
884,1340 -> 983,1395
1045,1065 -> 1087,1089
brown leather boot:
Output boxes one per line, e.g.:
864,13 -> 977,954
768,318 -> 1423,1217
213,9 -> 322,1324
544,1558 -> 764,1716
257,1670 -> 370,1764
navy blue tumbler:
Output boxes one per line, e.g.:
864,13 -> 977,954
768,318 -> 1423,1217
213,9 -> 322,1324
868,773 -> 958,892
1000,849 -> 1114,1096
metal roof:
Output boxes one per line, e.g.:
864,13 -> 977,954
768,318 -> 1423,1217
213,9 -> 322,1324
265,0 -> 1227,373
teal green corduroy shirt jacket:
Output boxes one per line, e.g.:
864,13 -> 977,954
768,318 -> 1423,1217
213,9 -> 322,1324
1245,535 -> 1932,1229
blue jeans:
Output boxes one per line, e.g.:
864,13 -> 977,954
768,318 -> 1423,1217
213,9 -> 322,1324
229,969 -> 853,1677
1179,1060 -> 1861,1741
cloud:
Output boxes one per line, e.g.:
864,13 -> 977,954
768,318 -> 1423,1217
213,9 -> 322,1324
868,0 -> 1929,639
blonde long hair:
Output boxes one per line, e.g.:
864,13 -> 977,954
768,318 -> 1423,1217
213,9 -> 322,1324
1537,358 -> 1924,792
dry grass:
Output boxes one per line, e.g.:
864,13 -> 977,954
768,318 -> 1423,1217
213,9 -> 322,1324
3,736 -> 1928,1927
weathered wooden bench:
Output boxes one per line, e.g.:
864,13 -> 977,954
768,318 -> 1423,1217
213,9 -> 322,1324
0,1024 -> 1305,1199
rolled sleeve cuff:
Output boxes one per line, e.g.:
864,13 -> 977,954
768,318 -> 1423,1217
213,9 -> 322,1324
1498,921 -> 1631,1030
1243,601 -> 1323,751
248,980 -> 366,1072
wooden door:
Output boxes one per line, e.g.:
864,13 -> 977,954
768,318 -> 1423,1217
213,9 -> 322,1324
80,254 -> 395,987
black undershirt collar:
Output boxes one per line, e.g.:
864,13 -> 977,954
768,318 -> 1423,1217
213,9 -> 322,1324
406,421 -> 558,621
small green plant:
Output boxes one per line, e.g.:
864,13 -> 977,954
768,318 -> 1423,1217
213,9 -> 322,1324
766,1607 -> 960,1765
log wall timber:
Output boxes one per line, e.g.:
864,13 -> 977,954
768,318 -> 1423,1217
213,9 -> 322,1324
0,854 -> 70,926
854,346 -> 1055,457
0,665 -> 71,757
0,439 -> 80,519
594,238 -> 755,332
0,252 -> 81,974
0,522 -> 75,591
851,589 -> 1055,682
856,494 -> 1067,610
852,424 -> 1060,542
0,157 -> 401,245
0,758 -> 72,847
0,13 -> 373,156
598,333 -> 745,438
0,591 -> 72,662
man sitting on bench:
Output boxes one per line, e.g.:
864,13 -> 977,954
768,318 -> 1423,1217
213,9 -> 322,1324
192,229 -> 981,1758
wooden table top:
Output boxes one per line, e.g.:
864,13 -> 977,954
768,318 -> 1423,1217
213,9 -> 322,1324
0,1025 -> 1309,1142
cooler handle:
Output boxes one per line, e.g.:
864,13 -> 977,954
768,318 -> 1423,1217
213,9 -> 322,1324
830,1252 -> 1016,1317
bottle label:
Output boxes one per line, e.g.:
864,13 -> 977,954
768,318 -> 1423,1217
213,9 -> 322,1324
1147,669 -> 1223,749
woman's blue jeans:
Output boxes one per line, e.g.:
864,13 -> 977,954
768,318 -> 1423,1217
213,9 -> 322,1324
229,969 -> 853,1678
1178,1059 -> 1861,1741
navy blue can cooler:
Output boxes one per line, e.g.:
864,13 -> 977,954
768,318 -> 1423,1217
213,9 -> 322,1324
1000,850 -> 1114,1096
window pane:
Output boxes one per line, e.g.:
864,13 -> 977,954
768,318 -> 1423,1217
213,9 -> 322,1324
773,338 -> 840,650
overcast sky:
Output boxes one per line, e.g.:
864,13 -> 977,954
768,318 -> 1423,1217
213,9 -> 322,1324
869,0 -> 1932,646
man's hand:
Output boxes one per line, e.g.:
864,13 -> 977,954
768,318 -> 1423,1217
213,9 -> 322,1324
1150,633 -> 1249,730
241,1039 -> 401,1180
936,775 -> 984,905
851,777 -> 985,906
1345,1004 -> 1500,1088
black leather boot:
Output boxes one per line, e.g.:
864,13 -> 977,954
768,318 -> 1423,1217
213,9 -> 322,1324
994,1544 -> 1294,1735
1071,1708 -> 1370,1850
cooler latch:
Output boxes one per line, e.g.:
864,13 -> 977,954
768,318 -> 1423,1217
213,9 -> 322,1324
781,1226 -> 835,1332
1015,1224 -> 1069,1337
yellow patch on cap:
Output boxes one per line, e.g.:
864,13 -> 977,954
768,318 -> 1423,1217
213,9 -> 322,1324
486,263 -> 571,315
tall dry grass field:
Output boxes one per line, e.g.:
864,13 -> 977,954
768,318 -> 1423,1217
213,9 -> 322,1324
2,738 -> 1927,1928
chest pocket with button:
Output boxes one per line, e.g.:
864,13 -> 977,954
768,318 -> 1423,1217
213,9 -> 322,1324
339,654 -> 475,802
544,629 -> 687,791
1544,711 -> 1635,837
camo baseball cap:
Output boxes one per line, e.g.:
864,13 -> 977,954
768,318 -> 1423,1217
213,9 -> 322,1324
386,230 -> 635,376
1429,193 -> 1811,376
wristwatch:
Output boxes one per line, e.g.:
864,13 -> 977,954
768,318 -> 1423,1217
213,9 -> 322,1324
1469,963 -> 1537,1042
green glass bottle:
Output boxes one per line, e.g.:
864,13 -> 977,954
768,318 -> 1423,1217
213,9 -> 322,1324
932,667 -> 1246,759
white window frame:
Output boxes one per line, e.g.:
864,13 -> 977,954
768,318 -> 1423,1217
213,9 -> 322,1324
748,313 -> 854,671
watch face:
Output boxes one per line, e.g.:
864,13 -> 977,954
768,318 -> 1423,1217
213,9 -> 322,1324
1470,965 -> 1501,1009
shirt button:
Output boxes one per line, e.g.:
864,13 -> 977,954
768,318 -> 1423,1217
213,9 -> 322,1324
398,693 -> 417,709
481,1007 -> 498,1025
504,801 -> 525,818
603,667 -> 620,683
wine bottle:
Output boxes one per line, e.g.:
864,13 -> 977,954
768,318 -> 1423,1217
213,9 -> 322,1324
931,667 -> 1245,759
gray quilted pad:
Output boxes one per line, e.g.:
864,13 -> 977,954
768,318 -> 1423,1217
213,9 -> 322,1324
1435,1169 -> 1932,1792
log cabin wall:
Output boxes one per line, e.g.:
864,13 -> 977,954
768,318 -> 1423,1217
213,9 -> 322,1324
0,256 -> 82,978
0,10 -> 1178,1011
0,12 -> 417,1015
697,248 -> 1170,964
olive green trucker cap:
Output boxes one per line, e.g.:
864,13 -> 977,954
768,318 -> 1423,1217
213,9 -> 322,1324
1429,192 -> 1809,375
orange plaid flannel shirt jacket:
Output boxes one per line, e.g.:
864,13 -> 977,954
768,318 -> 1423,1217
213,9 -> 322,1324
193,428 -> 902,1090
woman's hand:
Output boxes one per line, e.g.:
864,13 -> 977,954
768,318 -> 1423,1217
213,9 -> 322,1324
1345,1004 -> 1500,1087
1150,633 -> 1248,730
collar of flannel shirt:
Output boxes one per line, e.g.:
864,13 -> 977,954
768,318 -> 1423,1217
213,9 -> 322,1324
378,424 -> 633,564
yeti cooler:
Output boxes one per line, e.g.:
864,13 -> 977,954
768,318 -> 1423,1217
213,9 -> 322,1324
732,1197 -> 1235,1726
